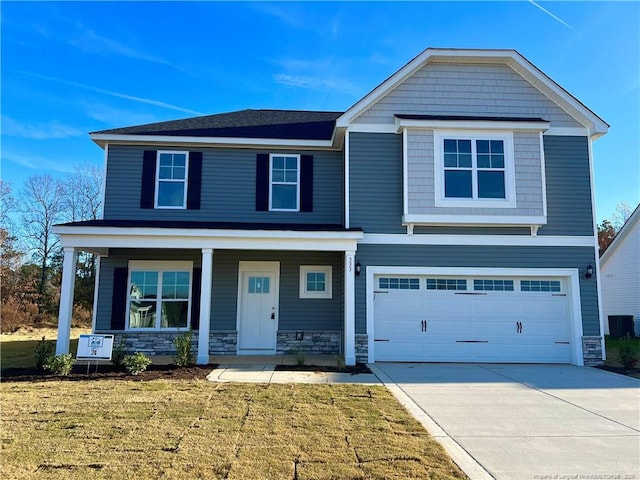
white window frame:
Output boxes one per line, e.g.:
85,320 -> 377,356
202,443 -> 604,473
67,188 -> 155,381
155,150 -> 189,209
434,130 -> 516,208
126,260 -> 193,331
269,153 -> 300,212
299,265 -> 332,299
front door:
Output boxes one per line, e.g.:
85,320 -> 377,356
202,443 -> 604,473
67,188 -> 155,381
237,262 -> 279,354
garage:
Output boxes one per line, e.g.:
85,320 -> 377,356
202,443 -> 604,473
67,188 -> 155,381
372,273 -> 573,363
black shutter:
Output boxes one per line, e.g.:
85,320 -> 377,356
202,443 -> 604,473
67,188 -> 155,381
111,267 -> 128,330
190,268 -> 202,330
140,150 -> 157,209
187,152 -> 202,210
300,155 -> 314,212
256,153 -> 269,211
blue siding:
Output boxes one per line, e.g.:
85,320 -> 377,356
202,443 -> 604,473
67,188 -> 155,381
95,249 -> 343,333
354,245 -> 599,335
539,136 -> 594,236
103,145 -> 343,224
349,133 -> 404,233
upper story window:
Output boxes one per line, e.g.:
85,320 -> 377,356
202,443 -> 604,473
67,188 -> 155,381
155,151 -> 189,208
434,131 -> 516,209
270,154 -> 300,211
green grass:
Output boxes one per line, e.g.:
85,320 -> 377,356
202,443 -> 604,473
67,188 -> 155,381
604,335 -> 640,378
0,380 -> 468,479
1,338 -> 80,370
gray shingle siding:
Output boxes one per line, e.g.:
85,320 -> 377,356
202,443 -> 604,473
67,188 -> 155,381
349,133 -> 404,233
103,145 -> 343,225
95,249 -> 343,333
539,136 -> 594,236
354,245 -> 600,335
354,62 -> 583,128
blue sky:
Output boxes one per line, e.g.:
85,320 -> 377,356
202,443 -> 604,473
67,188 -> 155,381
1,1 -> 638,222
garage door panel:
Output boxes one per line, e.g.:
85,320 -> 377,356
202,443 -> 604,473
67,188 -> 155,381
373,274 -> 573,364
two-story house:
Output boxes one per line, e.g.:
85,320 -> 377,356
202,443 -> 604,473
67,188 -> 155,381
53,48 -> 609,366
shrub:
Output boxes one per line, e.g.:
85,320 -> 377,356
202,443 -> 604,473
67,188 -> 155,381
72,305 -> 93,327
295,349 -> 306,367
34,336 -> 55,371
44,354 -> 74,376
111,337 -> 128,369
173,331 -> 195,367
124,352 -> 152,375
618,334 -> 640,370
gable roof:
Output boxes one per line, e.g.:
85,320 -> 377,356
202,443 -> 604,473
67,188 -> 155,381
600,204 -> 640,265
92,109 -> 342,140
336,48 -> 609,139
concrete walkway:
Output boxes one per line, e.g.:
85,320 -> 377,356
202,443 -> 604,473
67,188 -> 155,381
207,363 -> 381,384
373,363 -> 640,480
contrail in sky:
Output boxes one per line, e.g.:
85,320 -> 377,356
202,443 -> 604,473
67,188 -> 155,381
528,0 -> 576,31
17,71 -> 204,116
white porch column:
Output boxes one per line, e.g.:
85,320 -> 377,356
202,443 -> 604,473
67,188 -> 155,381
197,248 -> 213,364
344,250 -> 356,366
56,247 -> 78,355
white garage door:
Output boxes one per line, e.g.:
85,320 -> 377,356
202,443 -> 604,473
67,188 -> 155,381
374,275 -> 572,363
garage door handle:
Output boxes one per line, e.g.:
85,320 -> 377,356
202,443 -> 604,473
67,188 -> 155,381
421,320 -> 427,332
516,321 -> 523,334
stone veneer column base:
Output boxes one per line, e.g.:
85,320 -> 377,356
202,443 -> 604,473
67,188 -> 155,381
209,330 -> 237,355
355,334 -> 368,364
113,332 -> 197,356
582,336 -> 604,366
276,331 -> 341,355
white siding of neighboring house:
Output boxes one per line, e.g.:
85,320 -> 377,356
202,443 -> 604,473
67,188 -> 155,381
600,209 -> 640,335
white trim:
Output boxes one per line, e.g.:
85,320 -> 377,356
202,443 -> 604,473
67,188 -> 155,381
539,131 -> 548,219
433,130 -> 516,209
56,247 -> 78,355
397,118 -> 549,133
100,144 -> 108,220
154,150 -> 189,209
365,266 -> 584,366
54,226 -> 362,252
91,256 -> 101,332
269,153 -> 300,212
544,127 -> 589,137
126,260 -> 193,331
336,48 -> 608,138
236,261 -> 280,354
91,133 -> 336,150
344,251 -> 356,365
197,248 -> 213,364
587,137 -> 606,357
299,265 -> 332,299
402,129 -> 409,217
402,214 -> 547,226
360,233 -> 595,247
344,129 -> 350,228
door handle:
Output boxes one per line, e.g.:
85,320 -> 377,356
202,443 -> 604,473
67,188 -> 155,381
516,321 -> 523,333
271,312 -> 275,320
421,320 -> 427,332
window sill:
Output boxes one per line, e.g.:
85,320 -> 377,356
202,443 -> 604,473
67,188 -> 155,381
402,214 -> 547,226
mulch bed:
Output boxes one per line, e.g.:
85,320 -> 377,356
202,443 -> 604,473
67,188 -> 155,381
0,364 -> 216,383
274,363 -> 372,374
1,363 -> 373,382
595,364 -> 640,378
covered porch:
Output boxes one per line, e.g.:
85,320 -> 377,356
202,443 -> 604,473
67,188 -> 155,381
52,220 -> 363,365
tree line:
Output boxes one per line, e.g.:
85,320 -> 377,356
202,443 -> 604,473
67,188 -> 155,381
1,165 -> 103,332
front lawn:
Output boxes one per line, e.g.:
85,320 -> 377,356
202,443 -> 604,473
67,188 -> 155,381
0,380 -> 467,480
603,335 -> 640,379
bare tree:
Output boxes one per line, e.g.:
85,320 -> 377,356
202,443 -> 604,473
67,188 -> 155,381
1,180 -> 17,235
611,201 -> 634,231
61,163 -> 104,222
19,174 -> 65,301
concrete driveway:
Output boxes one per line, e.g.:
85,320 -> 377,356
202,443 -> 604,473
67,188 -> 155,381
372,364 -> 640,480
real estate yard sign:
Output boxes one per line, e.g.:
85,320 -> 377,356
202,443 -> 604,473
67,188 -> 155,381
76,334 -> 114,360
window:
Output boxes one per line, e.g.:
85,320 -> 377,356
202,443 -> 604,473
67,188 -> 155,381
521,280 -> 561,292
249,276 -> 270,294
426,278 -> 467,291
435,131 -> 515,208
300,266 -> 332,299
379,277 -> 420,290
127,261 -> 192,330
156,151 -> 188,208
473,279 -> 514,291
270,154 -> 300,211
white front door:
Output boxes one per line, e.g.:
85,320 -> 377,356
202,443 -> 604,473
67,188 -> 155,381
237,262 -> 279,354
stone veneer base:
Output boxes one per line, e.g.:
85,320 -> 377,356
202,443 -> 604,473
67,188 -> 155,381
276,331 -> 342,355
582,336 -> 604,366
